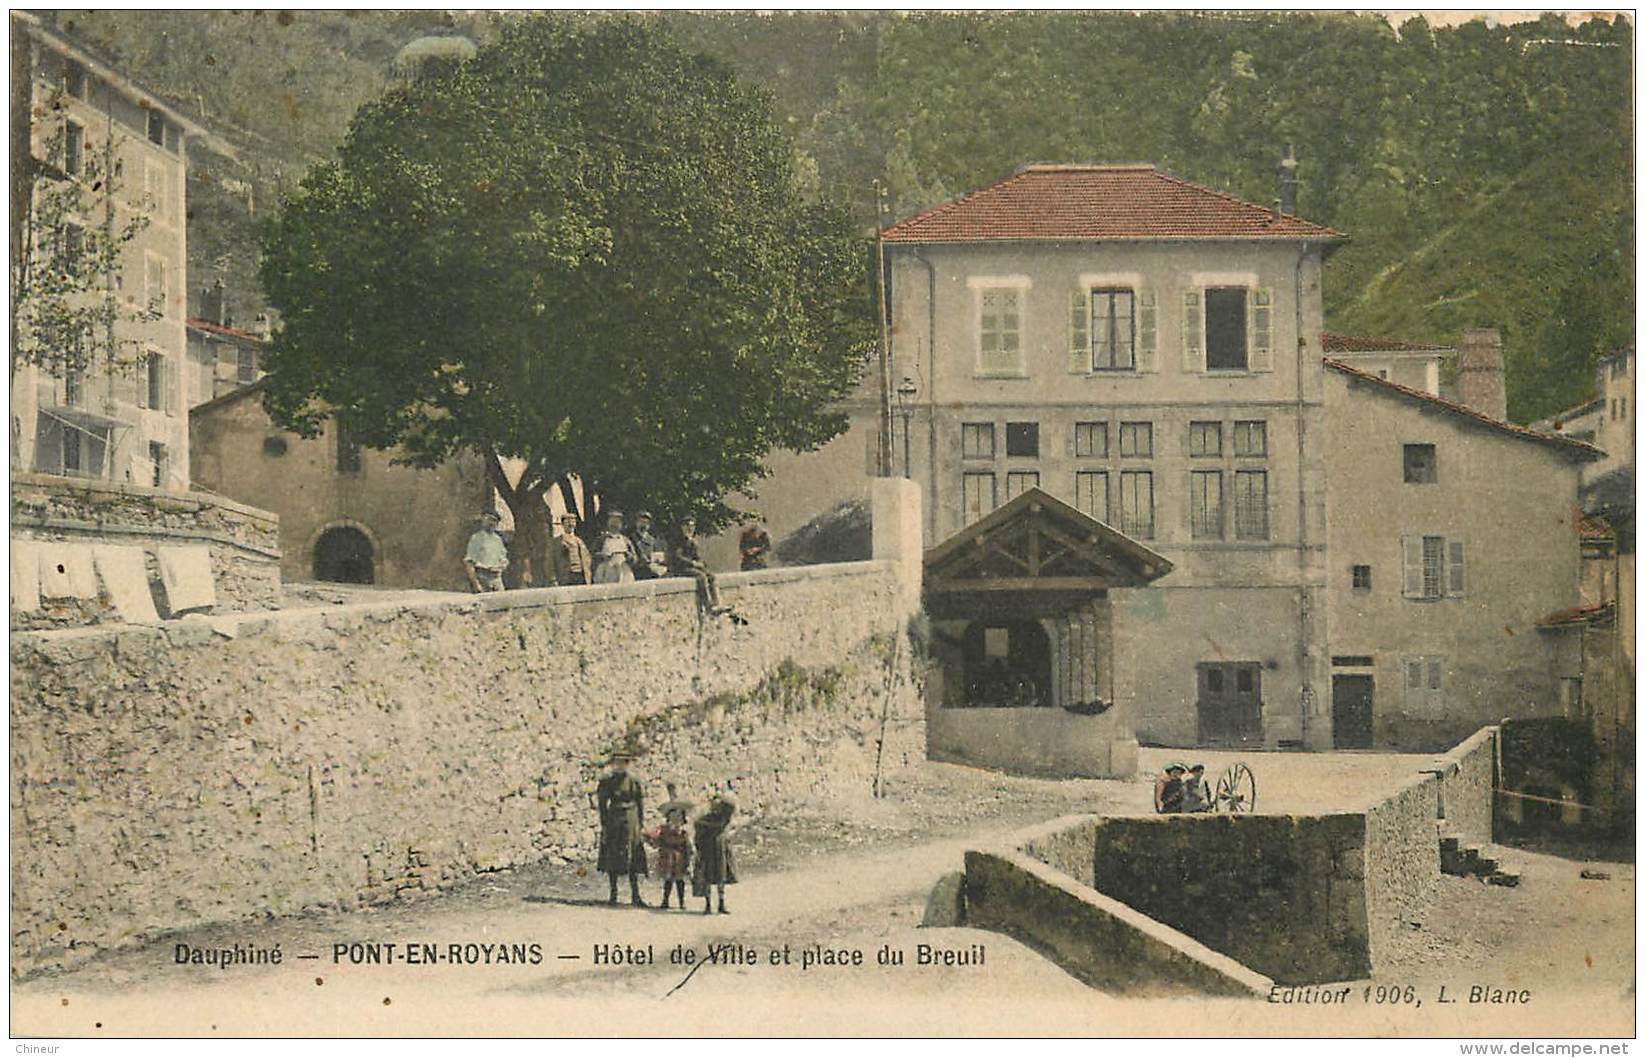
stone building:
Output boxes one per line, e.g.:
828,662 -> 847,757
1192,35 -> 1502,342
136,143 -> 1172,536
185,280 -> 270,406
716,162 -> 1606,766
9,14 -> 233,491
189,381 -> 493,590
1322,358 -> 1598,749
1320,332 -> 1450,395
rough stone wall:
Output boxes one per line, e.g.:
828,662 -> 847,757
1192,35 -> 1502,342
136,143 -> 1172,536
1362,774 -> 1442,968
963,846 -> 1271,998
1434,725 -> 1497,846
11,472 -> 281,625
10,562 -> 922,975
1084,814 -> 1370,984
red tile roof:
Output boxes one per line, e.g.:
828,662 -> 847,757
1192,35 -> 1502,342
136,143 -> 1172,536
882,164 -> 1345,244
187,317 -> 266,344
1577,513 -> 1616,540
1324,358 -> 1605,460
1321,332 -> 1452,353
1536,602 -> 1615,628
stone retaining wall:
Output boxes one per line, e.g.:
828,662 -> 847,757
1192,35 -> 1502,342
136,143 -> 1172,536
1433,725 -> 1498,846
972,727 -> 1501,992
9,559 -> 923,976
965,825 -> 1272,998
11,472 -> 281,625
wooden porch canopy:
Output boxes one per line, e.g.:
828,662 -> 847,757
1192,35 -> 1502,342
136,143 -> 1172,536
923,488 -> 1172,618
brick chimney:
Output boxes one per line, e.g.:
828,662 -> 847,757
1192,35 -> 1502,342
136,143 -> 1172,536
1457,328 -> 1507,421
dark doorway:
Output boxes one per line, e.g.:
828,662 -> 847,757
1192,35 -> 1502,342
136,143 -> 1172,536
1332,674 -> 1375,749
1197,661 -> 1263,744
962,620 -> 1052,707
313,526 -> 375,584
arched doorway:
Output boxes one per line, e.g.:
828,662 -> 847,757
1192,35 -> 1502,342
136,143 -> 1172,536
313,525 -> 375,584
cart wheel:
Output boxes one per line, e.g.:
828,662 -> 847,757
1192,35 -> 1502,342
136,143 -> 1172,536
1215,762 -> 1256,814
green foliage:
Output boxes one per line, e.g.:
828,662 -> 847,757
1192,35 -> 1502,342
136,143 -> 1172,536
11,116 -> 150,384
258,16 -> 874,530
59,10 -> 1633,424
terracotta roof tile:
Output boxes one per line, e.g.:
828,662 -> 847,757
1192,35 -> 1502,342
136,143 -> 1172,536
187,317 -> 266,344
1536,602 -> 1615,628
1324,358 -> 1604,460
882,164 -> 1345,244
1321,332 -> 1452,353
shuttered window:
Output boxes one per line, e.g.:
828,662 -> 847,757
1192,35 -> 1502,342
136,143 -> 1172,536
962,472 -> 997,524
1075,471 -> 1109,522
1005,470 -> 1040,500
978,288 -> 1022,375
1074,422 -> 1107,458
1091,289 -> 1135,370
1119,471 -> 1154,539
1191,470 -> 1223,539
1402,535 -> 1464,600
1234,470 -> 1269,540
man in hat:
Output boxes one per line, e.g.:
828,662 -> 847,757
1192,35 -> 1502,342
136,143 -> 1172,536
1154,763 -> 1187,814
628,511 -> 668,581
552,513 -> 592,586
1181,763 -> 1213,813
595,747 -> 648,906
463,510 -> 509,593
671,516 -> 731,616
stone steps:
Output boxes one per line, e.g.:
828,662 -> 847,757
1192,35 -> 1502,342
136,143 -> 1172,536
1437,830 -> 1519,887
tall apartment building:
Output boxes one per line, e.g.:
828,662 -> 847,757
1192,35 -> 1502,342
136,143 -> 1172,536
9,14 -> 230,491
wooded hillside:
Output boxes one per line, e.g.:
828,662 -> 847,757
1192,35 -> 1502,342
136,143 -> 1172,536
44,9 -> 1633,421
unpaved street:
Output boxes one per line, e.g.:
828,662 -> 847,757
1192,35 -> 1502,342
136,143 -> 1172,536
12,757 -> 1633,1037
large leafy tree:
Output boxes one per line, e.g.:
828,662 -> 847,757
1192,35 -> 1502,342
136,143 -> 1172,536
260,15 -> 872,574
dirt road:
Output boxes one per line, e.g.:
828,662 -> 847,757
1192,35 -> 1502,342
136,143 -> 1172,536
12,758 -> 1633,1037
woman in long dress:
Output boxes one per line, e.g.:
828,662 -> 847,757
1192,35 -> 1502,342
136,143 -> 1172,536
592,510 -> 636,584
691,793 -> 737,915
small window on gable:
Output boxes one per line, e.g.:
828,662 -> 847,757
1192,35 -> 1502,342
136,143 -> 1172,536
147,108 -> 166,147
336,417 -> 362,475
1352,564 -> 1371,590
961,422 -> 995,460
64,60 -> 86,99
1005,422 -> 1038,458
1403,443 -> 1437,484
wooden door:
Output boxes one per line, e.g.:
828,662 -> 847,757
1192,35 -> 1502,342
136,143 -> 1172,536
1331,674 -> 1374,749
1197,661 -> 1263,745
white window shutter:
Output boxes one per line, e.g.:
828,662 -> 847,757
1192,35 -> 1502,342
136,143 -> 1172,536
1446,540 -> 1465,597
1138,290 -> 1158,372
1068,289 -> 1089,373
1401,535 -> 1423,598
1182,290 -> 1203,373
1250,288 -> 1273,372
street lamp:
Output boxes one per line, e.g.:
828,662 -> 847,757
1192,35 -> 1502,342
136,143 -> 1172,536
895,375 -> 918,479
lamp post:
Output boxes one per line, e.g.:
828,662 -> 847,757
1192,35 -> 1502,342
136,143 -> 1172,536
895,375 -> 917,479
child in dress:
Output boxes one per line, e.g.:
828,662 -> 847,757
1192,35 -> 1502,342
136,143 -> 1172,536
643,783 -> 693,910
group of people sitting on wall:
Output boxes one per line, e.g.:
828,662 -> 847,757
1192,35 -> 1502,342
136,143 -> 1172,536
964,658 -> 1043,708
463,508 -> 772,620
1154,762 -> 1215,813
